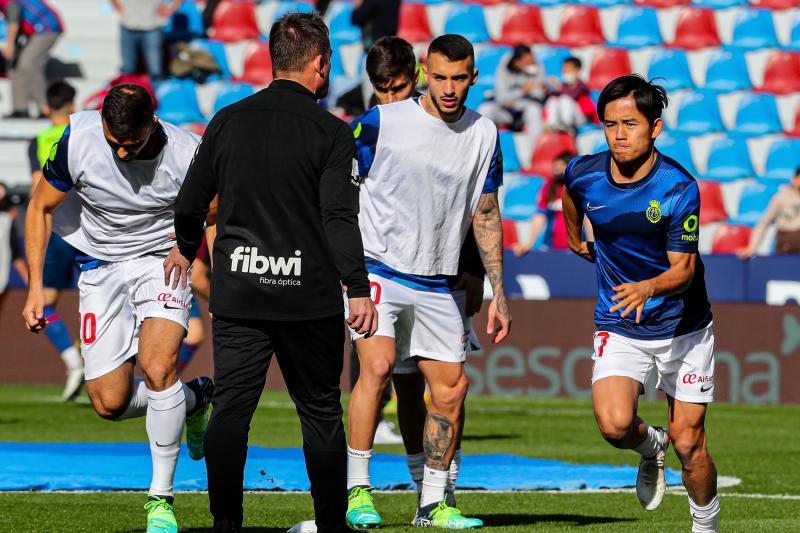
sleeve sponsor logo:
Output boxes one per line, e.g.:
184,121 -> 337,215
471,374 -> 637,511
681,214 -> 699,241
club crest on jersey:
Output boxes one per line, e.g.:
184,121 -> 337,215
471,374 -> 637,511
646,200 -> 662,224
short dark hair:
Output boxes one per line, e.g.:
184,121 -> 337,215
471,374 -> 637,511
269,12 -> 331,74
596,74 -> 669,124
46,81 -> 75,111
428,34 -> 474,63
101,84 -> 154,139
564,56 -> 582,70
367,36 -> 417,87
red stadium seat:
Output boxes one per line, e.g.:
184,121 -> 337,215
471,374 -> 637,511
464,0 -> 507,5
697,180 -> 727,224
711,224 -> 751,254
209,0 -> 260,43
238,40 -> 273,85
502,219 -> 519,249
789,104 -> 800,137
557,6 -> 605,48
495,5 -> 548,45
398,3 -> 432,44
749,0 -> 797,8
671,7 -> 721,50
529,131 -> 577,179
588,48 -> 632,92
761,51 -> 800,95
634,0 -> 689,5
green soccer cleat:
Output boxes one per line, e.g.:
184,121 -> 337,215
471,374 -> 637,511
145,495 -> 178,533
412,502 -> 483,529
346,486 -> 382,529
185,376 -> 214,461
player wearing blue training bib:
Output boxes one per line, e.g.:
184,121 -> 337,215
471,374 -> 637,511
563,75 -> 718,533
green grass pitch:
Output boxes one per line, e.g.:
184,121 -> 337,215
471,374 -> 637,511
0,385 -> 797,532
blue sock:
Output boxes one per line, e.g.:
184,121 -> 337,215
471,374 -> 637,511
178,342 -> 199,371
43,305 -> 74,353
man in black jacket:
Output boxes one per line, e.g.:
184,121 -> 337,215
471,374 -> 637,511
166,12 -> 376,533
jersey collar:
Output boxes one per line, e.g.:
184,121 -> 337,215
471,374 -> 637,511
604,151 -> 663,190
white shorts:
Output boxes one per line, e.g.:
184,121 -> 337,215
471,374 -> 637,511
346,273 -> 468,367
591,323 -> 715,403
78,254 -> 192,380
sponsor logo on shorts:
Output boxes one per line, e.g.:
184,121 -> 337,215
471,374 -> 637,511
682,373 -> 713,385
700,383 -> 714,393
157,292 -> 190,311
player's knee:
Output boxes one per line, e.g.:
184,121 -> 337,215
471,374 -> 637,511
141,363 -> 176,391
90,394 -> 127,420
430,377 -> 468,412
596,411 -> 635,445
671,427 -> 706,465
364,356 -> 393,383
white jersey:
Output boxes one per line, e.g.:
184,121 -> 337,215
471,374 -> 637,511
44,111 -> 199,262
353,97 -> 502,277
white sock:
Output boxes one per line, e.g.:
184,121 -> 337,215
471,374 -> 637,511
633,425 -> 660,458
347,447 -> 372,489
407,452 -> 425,494
420,466 -> 448,508
114,379 -> 196,421
689,495 -> 720,533
60,346 -> 82,370
146,380 -> 186,497
447,449 -> 461,494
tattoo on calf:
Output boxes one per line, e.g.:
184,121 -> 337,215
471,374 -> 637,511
423,413 -> 454,470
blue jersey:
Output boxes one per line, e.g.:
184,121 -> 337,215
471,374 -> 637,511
564,151 -> 712,340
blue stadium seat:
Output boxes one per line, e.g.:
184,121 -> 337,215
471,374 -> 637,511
272,1 -> 314,23
647,49 -> 693,92
655,135 -> 698,176
577,0 -> 633,7
189,39 -> 231,80
498,131 -> 521,174
328,2 -> 361,44
761,138 -> 800,183
519,0 -> 563,7
444,4 -> 490,44
502,176 -> 544,221
730,8 -> 779,50
155,79 -> 205,124
790,11 -> 800,51
475,46 -> 512,92
731,183 -> 779,226
703,136 -> 755,182
330,45 -> 347,78
731,93 -> 783,137
535,46 -> 571,80
704,49 -> 751,92
614,7 -> 662,48
412,0 -> 448,4
0,19 -> 6,40
213,83 -> 255,115
164,0 -> 205,42
691,0 -> 746,8
674,91 -> 724,135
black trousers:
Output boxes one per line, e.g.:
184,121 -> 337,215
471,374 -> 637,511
205,314 -> 349,532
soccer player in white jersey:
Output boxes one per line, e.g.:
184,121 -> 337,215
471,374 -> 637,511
22,85 -> 214,533
345,35 -> 511,530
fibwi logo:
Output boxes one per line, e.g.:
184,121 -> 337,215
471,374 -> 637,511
230,247 -> 302,276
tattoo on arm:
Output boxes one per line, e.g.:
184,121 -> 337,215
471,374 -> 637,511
472,192 -> 509,318
423,413 -> 454,470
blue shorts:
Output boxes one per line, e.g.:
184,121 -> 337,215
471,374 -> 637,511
43,234 -> 79,289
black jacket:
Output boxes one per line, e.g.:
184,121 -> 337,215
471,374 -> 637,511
174,79 -> 370,321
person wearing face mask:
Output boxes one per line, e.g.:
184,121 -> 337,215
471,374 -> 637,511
545,56 -> 597,133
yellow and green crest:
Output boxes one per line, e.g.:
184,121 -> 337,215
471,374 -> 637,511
646,200 -> 662,223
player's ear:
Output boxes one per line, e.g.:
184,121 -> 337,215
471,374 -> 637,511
470,69 -> 479,87
151,116 -> 159,133
650,117 -> 663,140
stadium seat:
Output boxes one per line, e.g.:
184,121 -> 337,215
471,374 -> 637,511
697,180 -> 728,224
634,0 -> 689,5
670,7 -> 721,50
704,49 -> 751,92
502,176 -> 544,221
674,91 -> 724,135
791,12 -> 800,51
588,48 -> 632,91
397,2 -> 432,44
494,5 -> 548,45
711,224 -> 751,254
761,51 -> 800,95
647,49 -> 694,92
444,5 -> 490,44
238,40 -> 272,85
463,0 -> 507,5
729,8 -> 778,50
557,6 -> 605,48
155,79 -> 205,124
189,39 -> 232,80
474,46 -> 512,94
502,218 -> 519,248
613,7 -> 663,48
703,136 -> 755,182
327,2 -> 361,44
499,131 -> 521,174
536,47 -> 572,80
530,131 -> 577,179
583,0 -> 635,6
731,93 -> 783,137
761,138 -> 800,182
749,0 -> 796,8
519,0 -> 562,7
692,0 -> 746,8
213,82 -> 255,115
164,0 -> 205,42
209,0 -> 261,43
655,135 -> 698,175
732,182 -> 779,226
272,1 -> 314,23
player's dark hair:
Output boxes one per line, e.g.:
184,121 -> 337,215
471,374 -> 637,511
564,56 -> 582,70
596,74 -> 669,125
101,84 -> 154,139
46,81 -> 76,112
367,36 -> 417,88
547,151 -> 576,203
428,34 -> 474,63
795,166 -> 800,178
269,12 -> 331,74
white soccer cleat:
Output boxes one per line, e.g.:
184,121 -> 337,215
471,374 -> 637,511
62,367 -> 84,402
287,520 -> 317,533
374,420 -> 404,445
636,426 -> 669,511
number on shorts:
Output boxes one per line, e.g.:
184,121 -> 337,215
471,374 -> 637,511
595,331 -> 610,357
370,281 -> 382,305
82,313 -> 97,344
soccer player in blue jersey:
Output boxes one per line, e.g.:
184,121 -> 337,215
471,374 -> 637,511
562,75 -> 718,533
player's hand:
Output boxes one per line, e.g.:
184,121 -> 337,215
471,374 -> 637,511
486,294 -> 511,344
609,281 -> 654,324
452,272 -> 484,317
736,247 -> 754,259
157,3 -> 174,17
164,244 -> 192,290
512,242 -> 532,257
22,288 -> 48,333
347,296 -> 378,338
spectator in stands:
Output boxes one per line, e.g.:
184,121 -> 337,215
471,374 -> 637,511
738,167 -> 800,258
315,0 -> 332,16
351,0 -> 401,49
112,0 -> 182,80
478,45 -> 544,138
0,182 -> 27,312
545,56 -> 596,133
0,0 -> 63,119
